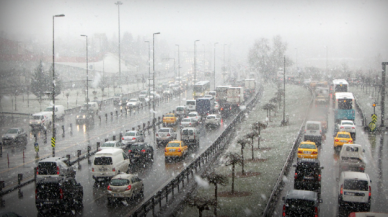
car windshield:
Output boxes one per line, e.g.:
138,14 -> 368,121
44,107 -> 53,111
140,91 -> 147,94
182,129 -> 194,135
299,144 -> 316,149
207,116 -> 215,119
102,142 -> 116,147
94,157 -> 113,165
129,99 -> 137,102
187,101 -> 195,105
188,113 -> 196,117
165,114 -> 174,117
167,143 -> 180,147
130,144 -> 146,150
159,129 -> 170,133
337,134 -> 350,138
344,180 -> 368,191
182,119 -> 191,122
7,129 -> 18,134
125,132 -> 136,136
342,122 -> 353,125
285,199 -> 315,211
33,116 -> 43,120
176,107 -> 184,111
110,179 -> 130,186
37,162 -> 57,175
306,124 -> 319,130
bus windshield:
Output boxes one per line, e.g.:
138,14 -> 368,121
335,84 -> 347,92
338,99 -> 353,109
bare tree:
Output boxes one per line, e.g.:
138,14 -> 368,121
185,196 -> 216,217
202,172 -> 228,217
262,103 -> 275,121
245,131 -> 259,159
252,122 -> 267,149
236,138 -> 250,175
225,152 -> 243,194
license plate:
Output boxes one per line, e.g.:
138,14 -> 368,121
169,149 -> 175,152
304,176 -> 314,180
344,192 -> 354,196
134,155 -> 140,157
340,140 -> 347,142
98,178 -> 105,181
310,131 -> 316,133
303,151 -> 311,154
44,202 -> 53,204
99,168 -> 107,171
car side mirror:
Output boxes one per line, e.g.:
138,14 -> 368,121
319,199 -> 323,203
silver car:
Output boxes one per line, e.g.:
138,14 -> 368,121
126,98 -> 141,109
180,118 -> 198,128
36,157 -> 76,180
205,114 -> 221,127
122,131 -> 145,145
98,141 -> 126,151
107,173 -> 144,203
156,128 -> 177,145
187,112 -> 201,123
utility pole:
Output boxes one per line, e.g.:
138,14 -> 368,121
214,43 -> 218,90
194,40 -> 200,87
176,44 -> 180,104
283,56 -> 286,124
115,1 -> 122,83
145,41 -> 150,114
153,32 -> 160,144
381,62 -> 388,128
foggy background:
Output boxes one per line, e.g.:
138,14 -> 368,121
0,0 -> 387,70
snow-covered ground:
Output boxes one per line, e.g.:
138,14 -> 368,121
352,85 -> 383,127
178,82 -> 312,217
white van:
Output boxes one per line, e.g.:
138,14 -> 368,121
30,112 -> 52,130
92,149 -> 130,181
186,100 -> 196,111
44,105 -> 65,120
338,171 -> 372,211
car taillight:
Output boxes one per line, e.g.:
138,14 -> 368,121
156,134 -> 159,137
294,173 -> 297,179
335,139 -> 339,142
314,207 -> 318,216
107,185 -> 111,191
132,138 -> 136,140
128,150 -> 132,153
304,129 -> 306,132
165,149 -> 167,152
112,168 -> 115,172
297,150 -> 302,153
221,108 -> 223,111
178,149 -> 181,152
189,123 -> 191,125
57,166 -> 60,175
59,188 -> 63,199
369,186 -> 371,197
340,184 -> 343,195
312,151 -> 318,154
340,126 -> 344,129
141,150 -> 146,153
92,168 -> 94,172
349,140 -> 352,143
282,205 -> 286,216
122,137 -> 124,140
318,174 -> 321,181
36,167 -> 39,174
352,127 -> 355,129
126,185 -> 132,191
98,148 -> 102,151
167,133 -> 170,136
360,167 -> 364,171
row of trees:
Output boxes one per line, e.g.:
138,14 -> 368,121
248,35 -> 293,80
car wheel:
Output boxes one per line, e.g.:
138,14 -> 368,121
140,186 -> 144,198
107,198 -> 113,205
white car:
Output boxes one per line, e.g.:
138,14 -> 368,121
214,101 -> 219,111
205,114 -> 221,128
180,118 -> 198,128
338,171 -> 371,211
187,112 -> 201,123
122,131 -> 145,145
126,98 -> 141,108
339,120 -> 356,139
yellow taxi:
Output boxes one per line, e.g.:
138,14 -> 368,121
165,140 -> 188,161
297,141 -> 318,159
334,132 -> 353,150
163,113 -> 177,126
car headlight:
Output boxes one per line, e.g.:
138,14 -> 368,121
77,115 -> 80,118
83,115 -> 86,118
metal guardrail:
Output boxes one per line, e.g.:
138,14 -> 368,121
262,87 -> 315,217
128,86 -> 263,217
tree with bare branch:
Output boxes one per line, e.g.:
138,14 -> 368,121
225,152 -> 243,194
202,172 -> 228,217
245,131 -> 259,160
237,138 -> 250,175
252,122 -> 267,149
185,196 -> 216,217
262,103 -> 276,121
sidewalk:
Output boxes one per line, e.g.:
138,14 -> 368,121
177,83 -> 312,217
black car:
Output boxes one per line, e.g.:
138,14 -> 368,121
76,108 -> 94,124
1,127 -> 27,145
35,177 -> 83,212
282,189 -> 322,216
293,159 -> 324,193
128,142 -> 154,163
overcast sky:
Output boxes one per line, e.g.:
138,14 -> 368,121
1,0 -> 387,69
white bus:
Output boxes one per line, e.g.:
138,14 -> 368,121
332,79 -> 349,93
193,81 -> 210,98
334,92 -> 355,123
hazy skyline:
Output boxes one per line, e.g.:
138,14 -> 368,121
1,0 -> 387,70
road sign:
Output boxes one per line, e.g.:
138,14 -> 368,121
371,114 -> 377,123
34,143 -> 39,152
369,122 -> 376,132
51,137 -> 55,148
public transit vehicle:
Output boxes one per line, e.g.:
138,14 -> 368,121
332,79 -> 349,94
334,92 -> 355,123
193,81 -> 210,98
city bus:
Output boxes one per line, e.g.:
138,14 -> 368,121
332,79 -> 349,93
193,81 -> 210,98
334,92 -> 355,123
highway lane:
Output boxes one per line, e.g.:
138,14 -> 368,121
0,95 -> 249,217
0,91 -> 190,190
274,102 -> 388,216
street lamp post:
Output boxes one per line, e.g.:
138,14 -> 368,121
176,44 -> 180,104
145,41 -> 150,118
153,32 -> 160,144
213,42 -> 218,90
115,1 -> 123,83
81,35 -> 89,112
194,40 -> 200,87
52,14 -> 65,157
